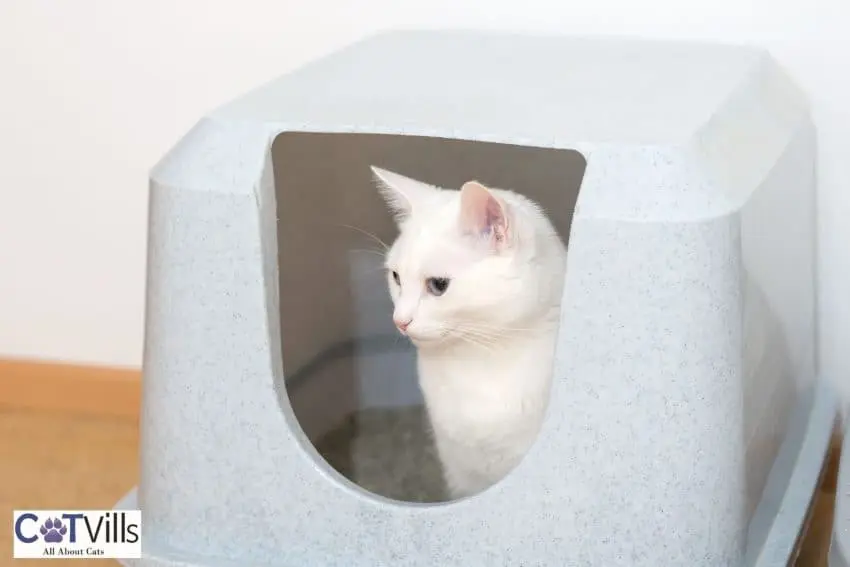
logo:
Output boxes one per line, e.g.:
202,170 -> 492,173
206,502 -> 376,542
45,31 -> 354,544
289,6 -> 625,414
13,510 -> 141,559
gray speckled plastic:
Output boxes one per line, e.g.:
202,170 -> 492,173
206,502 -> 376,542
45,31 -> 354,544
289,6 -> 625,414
117,31 -> 824,566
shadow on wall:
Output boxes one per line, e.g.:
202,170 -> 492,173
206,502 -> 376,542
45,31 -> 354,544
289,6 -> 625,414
270,133 -> 586,501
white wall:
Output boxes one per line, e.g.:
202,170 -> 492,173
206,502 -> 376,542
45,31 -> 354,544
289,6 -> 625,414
0,1 -> 847,380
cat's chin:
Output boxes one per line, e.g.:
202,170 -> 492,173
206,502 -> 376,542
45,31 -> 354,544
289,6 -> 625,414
405,330 -> 449,348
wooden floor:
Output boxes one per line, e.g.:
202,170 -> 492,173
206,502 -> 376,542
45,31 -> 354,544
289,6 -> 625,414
0,407 -> 841,566
797,436 -> 842,567
0,409 -> 138,566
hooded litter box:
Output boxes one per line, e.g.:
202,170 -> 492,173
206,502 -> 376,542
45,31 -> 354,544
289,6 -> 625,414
115,30 -> 838,567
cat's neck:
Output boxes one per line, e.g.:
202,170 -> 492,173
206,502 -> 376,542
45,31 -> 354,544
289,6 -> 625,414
415,316 -> 559,399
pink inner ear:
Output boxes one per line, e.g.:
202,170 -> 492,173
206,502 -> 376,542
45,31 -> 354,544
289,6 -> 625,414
459,181 -> 508,243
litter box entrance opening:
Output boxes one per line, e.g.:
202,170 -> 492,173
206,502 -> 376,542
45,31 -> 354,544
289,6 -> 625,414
271,132 -> 586,502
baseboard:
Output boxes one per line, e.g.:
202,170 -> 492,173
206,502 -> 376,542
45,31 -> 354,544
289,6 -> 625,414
0,358 -> 141,420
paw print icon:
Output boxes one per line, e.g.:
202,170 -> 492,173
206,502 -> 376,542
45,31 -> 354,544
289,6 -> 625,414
39,518 -> 67,543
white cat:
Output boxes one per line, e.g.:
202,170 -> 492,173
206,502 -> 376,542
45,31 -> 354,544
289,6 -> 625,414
371,166 -> 568,499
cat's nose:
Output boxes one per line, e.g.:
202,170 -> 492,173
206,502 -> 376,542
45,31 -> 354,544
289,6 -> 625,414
393,317 -> 412,332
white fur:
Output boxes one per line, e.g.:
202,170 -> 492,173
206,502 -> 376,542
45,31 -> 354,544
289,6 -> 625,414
372,166 -> 567,498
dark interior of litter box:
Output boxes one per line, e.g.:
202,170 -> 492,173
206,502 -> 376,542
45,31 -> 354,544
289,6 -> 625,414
271,132 -> 586,502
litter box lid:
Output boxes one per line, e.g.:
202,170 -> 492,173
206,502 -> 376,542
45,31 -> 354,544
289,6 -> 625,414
155,30 -> 813,224
211,29 -> 802,148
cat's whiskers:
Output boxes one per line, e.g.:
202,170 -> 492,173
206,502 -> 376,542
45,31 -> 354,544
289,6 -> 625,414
454,325 -> 496,340
452,326 -> 504,350
339,224 -> 390,251
348,248 -> 388,266
455,323 -> 531,344
460,321 -> 537,333
456,333 -> 496,353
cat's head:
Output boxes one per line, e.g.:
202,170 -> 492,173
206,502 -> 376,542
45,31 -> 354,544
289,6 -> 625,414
372,166 -> 565,348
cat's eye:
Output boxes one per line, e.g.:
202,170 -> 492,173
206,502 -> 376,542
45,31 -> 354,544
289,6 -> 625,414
426,277 -> 450,296
391,270 -> 401,285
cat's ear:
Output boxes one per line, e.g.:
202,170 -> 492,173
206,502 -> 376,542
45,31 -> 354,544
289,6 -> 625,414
459,181 -> 511,248
371,166 -> 435,224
